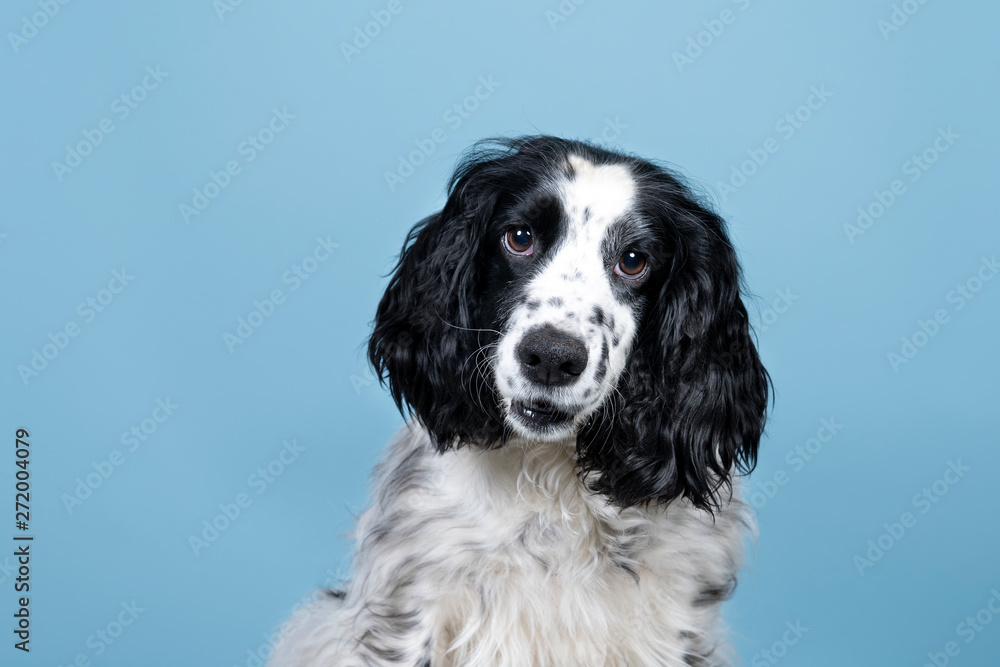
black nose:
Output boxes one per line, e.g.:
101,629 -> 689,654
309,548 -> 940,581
516,325 -> 588,387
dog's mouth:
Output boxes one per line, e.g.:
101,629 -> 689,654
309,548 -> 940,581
510,399 -> 575,430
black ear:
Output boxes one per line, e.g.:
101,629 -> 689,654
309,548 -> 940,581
367,161 -> 507,450
578,176 -> 770,510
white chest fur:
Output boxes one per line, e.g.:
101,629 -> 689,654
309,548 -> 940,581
271,426 -> 750,667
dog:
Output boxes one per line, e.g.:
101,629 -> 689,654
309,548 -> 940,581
270,136 -> 770,666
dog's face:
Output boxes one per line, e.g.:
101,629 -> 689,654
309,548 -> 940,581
488,155 -> 659,441
370,136 -> 769,509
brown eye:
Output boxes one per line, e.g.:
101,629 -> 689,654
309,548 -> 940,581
615,251 -> 647,278
503,228 -> 533,255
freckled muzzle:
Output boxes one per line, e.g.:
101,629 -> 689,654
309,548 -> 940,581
505,324 -> 594,433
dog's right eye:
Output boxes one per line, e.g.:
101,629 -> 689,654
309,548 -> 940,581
503,228 -> 534,256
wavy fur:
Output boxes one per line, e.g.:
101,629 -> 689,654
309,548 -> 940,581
272,136 -> 769,667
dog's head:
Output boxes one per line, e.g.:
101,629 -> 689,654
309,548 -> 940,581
369,136 -> 769,510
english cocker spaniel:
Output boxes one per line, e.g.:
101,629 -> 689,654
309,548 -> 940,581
271,136 -> 770,666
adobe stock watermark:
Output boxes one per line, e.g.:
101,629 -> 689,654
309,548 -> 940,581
843,126 -> 959,244
672,0 -> 757,73
383,75 -> 502,192
340,0 -> 407,63
188,439 -> 305,556
61,398 -> 180,514
17,268 -> 135,386
595,116 -> 628,145
237,567 -> 344,667
0,557 -> 16,585
178,107 -> 295,224
921,586 -> 1000,667
750,288 -> 799,334
214,0 -> 248,22
748,417 -> 843,510
56,600 -> 145,667
853,459 -> 970,576
715,85 -> 833,203
351,367 -> 379,396
7,0 -> 73,54
51,66 -> 169,182
545,0 -> 587,31
222,236 -> 339,353
887,254 -> 998,372
877,0 -> 933,40
749,620 -> 809,667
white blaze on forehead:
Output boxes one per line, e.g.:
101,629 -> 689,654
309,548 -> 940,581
540,153 -> 637,290
561,154 -> 636,226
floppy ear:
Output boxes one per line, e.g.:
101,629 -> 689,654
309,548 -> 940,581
578,186 -> 770,510
367,164 -> 507,450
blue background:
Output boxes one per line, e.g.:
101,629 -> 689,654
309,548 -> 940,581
2,1 -> 998,665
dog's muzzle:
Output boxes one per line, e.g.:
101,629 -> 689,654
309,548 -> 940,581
515,325 -> 588,387
509,325 -> 589,432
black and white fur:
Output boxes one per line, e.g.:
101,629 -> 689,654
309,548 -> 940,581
271,136 -> 770,666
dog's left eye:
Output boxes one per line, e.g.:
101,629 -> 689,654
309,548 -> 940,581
615,251 -> 647,279
503,228 -> 534,256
